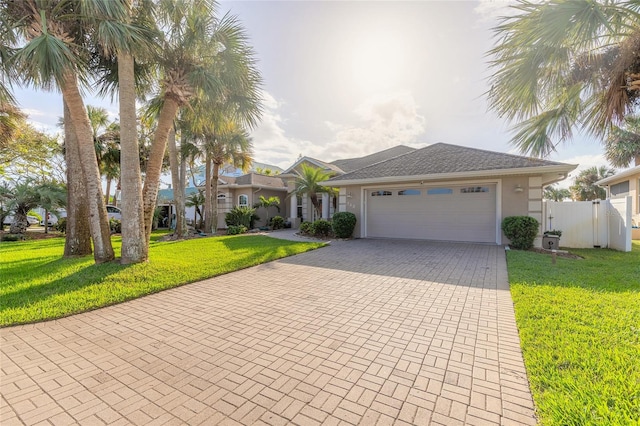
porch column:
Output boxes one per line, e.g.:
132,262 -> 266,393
290,193 -> 297,220
322,193 -> 329,219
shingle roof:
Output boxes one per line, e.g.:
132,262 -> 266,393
327,143 -> 570,183
233,173 -> 286,188
330,145 -> 416,173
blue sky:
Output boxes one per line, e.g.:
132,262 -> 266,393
13,0 -> 612,187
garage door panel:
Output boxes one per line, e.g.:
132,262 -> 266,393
366,185 -> 497,243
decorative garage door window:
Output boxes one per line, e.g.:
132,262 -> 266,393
427,188 -> 453,195
371,190 -> 392,196
460,186 -> 490,193
398,189 -> 421,196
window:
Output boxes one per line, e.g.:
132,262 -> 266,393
610,180 -> 629,196
461,186 -> 489,193
296,195 -> 303,218
371,190 -> 392,196
217,193 -> 226,204
398,189 -> 421,196
427,188 -> 453,195
238,194 -> 248,207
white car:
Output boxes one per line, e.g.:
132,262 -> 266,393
3,215 -> 40,227
107,205 -> 122,221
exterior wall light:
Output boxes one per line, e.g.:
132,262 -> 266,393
514,184 -> 524,193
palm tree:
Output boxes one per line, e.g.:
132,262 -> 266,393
605,115 -> 640,167
543,184 -> 572,202
185,190 -> 205,229
293,164 -> 335,219
488,1 -> 640,158
141,0 -> 262,242
570,166 -> 616,201
254,195 -> 280,225
203,122 -> 253,234
4,0 -> 121,263
4,179 -> 65,235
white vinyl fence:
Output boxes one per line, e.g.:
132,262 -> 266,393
543,197 -> 632,252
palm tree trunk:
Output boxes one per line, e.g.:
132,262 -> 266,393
204,152 -> 213,233
63,100 -> 92,257
44,208 -> 49,234
61,72 -> 113,263
142,98 -> 180,243
105,178 -> 112,206
118,52 -> 148,263
168,126 -> 187,237
211,162 -> 220,234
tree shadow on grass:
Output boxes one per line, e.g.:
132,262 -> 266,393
1,257 -> 134,317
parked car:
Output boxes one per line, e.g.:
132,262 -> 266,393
3,215 -> 40,227
40,210 -> 67,226
107,205 -> 122,221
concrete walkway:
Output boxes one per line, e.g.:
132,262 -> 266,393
1,239 -> 536,425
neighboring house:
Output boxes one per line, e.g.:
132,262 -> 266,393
158,173 -> 287,229
281,146 -> 415,227
596,165 -> 640,239
322,143 -> 577,245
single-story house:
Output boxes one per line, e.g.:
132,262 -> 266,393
280,146 -> 416,227
596,164 -> 640,240
319,143 -> 577,245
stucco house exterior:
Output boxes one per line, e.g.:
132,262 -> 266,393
596,165 -> 640,240
320,143 -> 577,245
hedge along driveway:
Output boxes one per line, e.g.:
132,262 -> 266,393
0,232 -> 324,326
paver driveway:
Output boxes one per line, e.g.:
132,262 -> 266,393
1,239 -> 536,425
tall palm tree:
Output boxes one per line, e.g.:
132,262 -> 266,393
203,121 -> 253,234
3,0 -> 122,263
293,164 -> 335,219
570,166 -> 616,201
605,115 -> 640,167
254,195 -> 280,225
141,0 -> 262,242
488,1 -> 640,157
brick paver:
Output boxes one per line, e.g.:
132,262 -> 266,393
1,238 -> 536,425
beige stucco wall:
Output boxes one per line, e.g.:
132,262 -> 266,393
337,176 -> 544,244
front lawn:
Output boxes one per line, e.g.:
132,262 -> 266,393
0,232 -> 324,327
506,241 -> 640,425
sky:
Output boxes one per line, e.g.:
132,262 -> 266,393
12,0 -> 618,187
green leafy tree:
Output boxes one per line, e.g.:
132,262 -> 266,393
488,1 -> 640,157
570,166 -> 616,201
543,184 -> 572,202
185,190 -> 205,229
293,164 -> 335,219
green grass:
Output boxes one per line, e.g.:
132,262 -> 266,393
506,241 -> 640,425
0,232 -> 324,326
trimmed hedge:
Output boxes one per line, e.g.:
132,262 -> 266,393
332,212 -> 356,238
502,216 -> 539,250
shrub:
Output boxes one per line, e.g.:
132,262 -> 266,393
502,216 -> 539,250
332,212 -> 357,238
299,221 -> 312,234
311,219 -> 332,237
271,216 -> 285,230
225,206 -> 259,229
54,218 -> 67,233
226,225 -> 248,235
109,218 -> 122,234
1,234 -> 22,242
544,229 -> 563,237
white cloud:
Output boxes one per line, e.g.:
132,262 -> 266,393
554,153 -> 609,188
473,0 -> 517,23
250,90 -> 316,169
319,92 -> 426,161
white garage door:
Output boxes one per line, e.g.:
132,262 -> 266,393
366,185 -> 497,243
